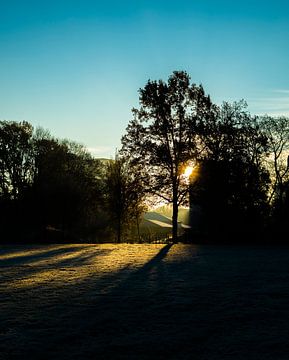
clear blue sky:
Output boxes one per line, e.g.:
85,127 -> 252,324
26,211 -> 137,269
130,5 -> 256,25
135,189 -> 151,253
1,0 -> 289,157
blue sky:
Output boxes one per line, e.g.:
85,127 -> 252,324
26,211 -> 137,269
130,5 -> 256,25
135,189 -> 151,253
1,0 -> 289,157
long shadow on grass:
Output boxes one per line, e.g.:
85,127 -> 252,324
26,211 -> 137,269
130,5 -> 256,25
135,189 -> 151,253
0,245 -> 87,266
0,245 -> 114,284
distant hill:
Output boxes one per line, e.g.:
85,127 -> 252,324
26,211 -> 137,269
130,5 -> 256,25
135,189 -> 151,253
138,205 -> 190,240
143,211 -> 172,225
152,204 -> 190,225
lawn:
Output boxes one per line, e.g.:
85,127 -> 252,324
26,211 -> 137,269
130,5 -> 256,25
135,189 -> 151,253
1,243 -> 289,359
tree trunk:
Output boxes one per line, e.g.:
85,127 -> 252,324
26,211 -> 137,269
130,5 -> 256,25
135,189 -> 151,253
136,215 -> 141,243
172,187 -> 178,243
117,217 -> 121,243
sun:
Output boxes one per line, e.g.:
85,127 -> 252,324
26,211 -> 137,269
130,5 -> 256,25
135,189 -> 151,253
183,165 -> 194,179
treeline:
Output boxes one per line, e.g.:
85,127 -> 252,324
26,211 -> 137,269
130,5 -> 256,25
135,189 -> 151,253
0,121 -> 144,243
1,70 -> 289,244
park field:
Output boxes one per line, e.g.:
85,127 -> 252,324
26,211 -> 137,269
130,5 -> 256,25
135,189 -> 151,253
1,243 -> 289,359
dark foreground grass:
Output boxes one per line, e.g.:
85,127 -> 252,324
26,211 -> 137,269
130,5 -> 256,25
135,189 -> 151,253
1,243 -> 289,359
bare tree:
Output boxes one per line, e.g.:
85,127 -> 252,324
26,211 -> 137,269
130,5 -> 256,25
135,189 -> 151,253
260,115 -> 289,206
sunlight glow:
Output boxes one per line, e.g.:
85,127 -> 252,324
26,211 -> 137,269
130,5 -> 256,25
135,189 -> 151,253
183,165 -> 194,179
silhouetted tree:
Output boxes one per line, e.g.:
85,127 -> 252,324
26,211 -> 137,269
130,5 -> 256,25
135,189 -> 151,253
260,115 -> 289,207
0,120 -> 34,200
32,133 -> 102,240
121,71 -> 216,242
0,121 -> 36,238
280,178 -> 289,234
190,101 -> 270,239
0,121 -> 104,242
258,116 -> 289,237
104,155 -> 145,243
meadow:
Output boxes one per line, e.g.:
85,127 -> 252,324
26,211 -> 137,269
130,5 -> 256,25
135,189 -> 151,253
1,243 -> 289,359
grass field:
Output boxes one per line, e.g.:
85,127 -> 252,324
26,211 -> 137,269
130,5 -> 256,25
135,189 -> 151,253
1,243 -> 289,359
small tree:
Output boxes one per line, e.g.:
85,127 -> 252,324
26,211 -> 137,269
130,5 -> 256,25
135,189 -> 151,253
121,71 -> 216,242
104,155 -> 145,243
0,120 -> 34,200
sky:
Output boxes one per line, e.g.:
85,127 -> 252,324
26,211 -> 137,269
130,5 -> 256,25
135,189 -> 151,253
1,0 -> 289,158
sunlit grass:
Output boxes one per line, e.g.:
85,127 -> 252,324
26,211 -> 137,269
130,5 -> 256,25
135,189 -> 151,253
1,244 -> 168,291
0,244 -> 70,260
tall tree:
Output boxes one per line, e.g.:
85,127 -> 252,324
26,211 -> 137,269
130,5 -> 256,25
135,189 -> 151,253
121,71 -> 216,242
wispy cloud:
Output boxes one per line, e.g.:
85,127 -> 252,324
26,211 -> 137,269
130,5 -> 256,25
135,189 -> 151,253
248,89 -> 289,116
272,89 -> 289,94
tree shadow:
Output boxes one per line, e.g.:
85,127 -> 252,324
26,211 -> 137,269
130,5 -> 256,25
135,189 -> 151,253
135,243 -> 172,273
0,245 -> 114,285
0,245 -> 90,267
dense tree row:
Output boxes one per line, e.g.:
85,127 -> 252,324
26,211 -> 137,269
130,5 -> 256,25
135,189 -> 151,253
1,70 -> 289,243
0,121 -> 143,242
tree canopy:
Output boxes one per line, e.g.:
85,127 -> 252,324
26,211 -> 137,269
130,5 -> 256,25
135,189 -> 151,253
121,71 -> 217,242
